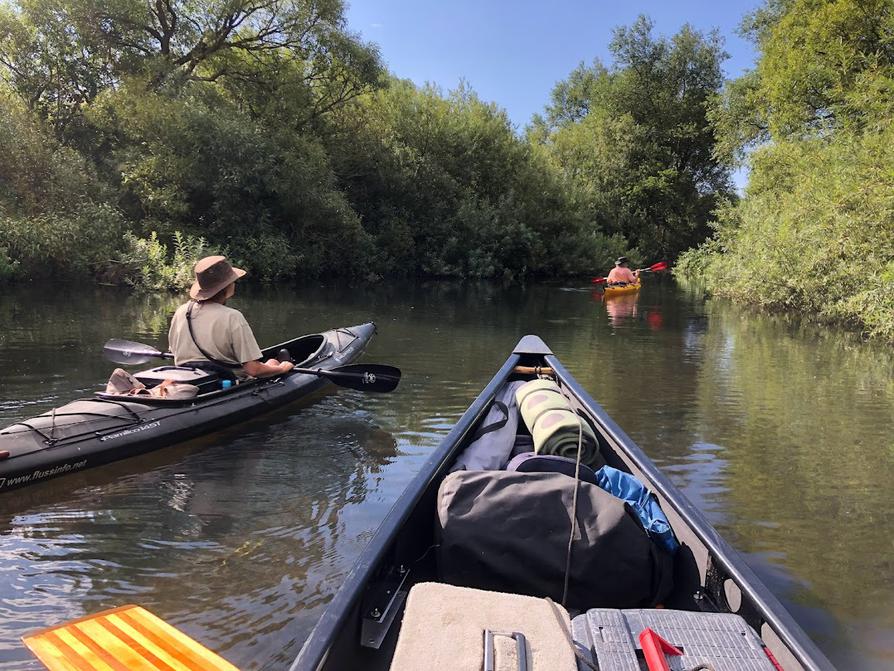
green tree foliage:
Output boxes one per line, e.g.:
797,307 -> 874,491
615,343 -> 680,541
0,0 -> 383,283
0,2 -> 721,286
711,0 -> 894,162
684,0 -> 894,340
0,85 -> 124,278
533,17 -> 734,261
118,230 -> 215,291
327,79 -> 627,279
0,0 -> 380,136
87,82 -> 372,279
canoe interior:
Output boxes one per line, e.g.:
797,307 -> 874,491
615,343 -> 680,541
292,337 -> 833,671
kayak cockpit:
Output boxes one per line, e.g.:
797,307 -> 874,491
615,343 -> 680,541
91,334 -> 333,406
266,333 -> 327,366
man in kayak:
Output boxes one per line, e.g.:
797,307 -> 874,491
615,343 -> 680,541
168,255 -> 295,379
606,256 -> 640,285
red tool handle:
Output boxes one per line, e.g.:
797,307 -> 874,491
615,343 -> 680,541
639,628 -> 683,671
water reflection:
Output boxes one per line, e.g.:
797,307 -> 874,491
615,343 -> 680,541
0,402 -> 398,669
0,278 -> 892,669
603,292 -> 640,327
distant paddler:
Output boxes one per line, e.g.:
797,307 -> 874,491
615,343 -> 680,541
591,260 -> 667,290
606,256 -> 639,286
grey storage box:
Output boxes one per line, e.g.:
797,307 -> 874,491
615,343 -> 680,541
571,608 -> 778,670
390,582 -> 577,671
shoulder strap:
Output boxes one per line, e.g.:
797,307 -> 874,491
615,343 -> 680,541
468,400 -> 509,443
185,301 -> 240,370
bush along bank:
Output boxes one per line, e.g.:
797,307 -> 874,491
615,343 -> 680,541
677,0 -> 894,342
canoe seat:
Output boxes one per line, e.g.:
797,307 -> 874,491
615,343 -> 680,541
572,608 -> 778,670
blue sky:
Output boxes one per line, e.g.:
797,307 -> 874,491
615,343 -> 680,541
344,0 -> 763,131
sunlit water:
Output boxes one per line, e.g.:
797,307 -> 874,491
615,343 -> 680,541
0,279 -> 891,669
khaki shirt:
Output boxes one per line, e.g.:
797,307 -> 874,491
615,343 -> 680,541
168,301 -> 263,375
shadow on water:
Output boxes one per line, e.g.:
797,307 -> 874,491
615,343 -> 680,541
0,277 -> 892,669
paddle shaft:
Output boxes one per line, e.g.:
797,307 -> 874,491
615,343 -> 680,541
102,339 -> 400,392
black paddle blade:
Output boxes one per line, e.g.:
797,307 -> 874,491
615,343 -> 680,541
102,339 -> 170,365
296,363 -> 401,392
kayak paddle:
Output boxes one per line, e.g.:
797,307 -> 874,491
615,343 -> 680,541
103,339 -> 174,364
591,261 -> 668,284
102,339 -> 401,392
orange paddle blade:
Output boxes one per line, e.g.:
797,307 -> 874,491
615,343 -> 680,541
22,605 -> 239,671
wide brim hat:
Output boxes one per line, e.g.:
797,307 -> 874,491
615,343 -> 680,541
189,255 -> 247,300
615,256 -> 629,265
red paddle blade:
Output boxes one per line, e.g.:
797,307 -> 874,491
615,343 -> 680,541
591,277 -> 607,284
649,261 -> 668,272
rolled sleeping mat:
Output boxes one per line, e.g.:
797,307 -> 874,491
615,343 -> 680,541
515,379 -> 599,466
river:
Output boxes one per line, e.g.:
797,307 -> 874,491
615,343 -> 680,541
0,278 -> 891,669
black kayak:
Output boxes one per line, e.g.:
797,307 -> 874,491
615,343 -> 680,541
0,322 -> 376,493
291,334 -> 834,671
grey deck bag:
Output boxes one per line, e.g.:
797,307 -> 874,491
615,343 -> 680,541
389,583 -> 577,671
436,470 -> 673,612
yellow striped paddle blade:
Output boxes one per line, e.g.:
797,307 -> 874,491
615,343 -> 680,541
22,605 -> 240,671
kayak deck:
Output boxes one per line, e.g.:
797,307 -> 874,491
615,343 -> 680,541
603,280 -> 641,297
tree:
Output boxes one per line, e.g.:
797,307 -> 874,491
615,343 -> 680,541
712,0 -> 894,157
681,0 -> 894,341
534,16 -> 733,260
0,0 -> 381,134
326,78 -> 626,278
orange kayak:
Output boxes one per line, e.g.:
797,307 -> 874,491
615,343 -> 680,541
603,281 -> 641,297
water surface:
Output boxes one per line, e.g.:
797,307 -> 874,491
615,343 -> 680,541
0,279 -> 891,669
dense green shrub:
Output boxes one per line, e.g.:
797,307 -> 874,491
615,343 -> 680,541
86,84 -> 375,279
682,0 -> 894,341
0,204 -> 125,278
327,80 -> 627,278
117,231 -> 216,292
0,246 -> 19,281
